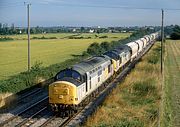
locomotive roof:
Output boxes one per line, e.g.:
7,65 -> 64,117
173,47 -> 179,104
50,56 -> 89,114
114,45 -> 131,53
72,55 -> 111,75
104,45 -> 131,60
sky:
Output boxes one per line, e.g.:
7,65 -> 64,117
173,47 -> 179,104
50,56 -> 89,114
0,0 -> 180,27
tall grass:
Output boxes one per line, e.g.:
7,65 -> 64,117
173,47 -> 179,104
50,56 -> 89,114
85,42 -> 161,127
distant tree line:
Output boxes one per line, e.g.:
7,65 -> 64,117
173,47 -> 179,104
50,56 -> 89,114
170,25 -> 180,40
0,22 -> 160,35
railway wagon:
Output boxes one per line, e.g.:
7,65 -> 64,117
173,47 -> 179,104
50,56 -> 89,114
126,42 -> 139,61
140,37 -> 148,48
49,55 -> 114,111
144,35 -> 151,45
135,39 -> 144,53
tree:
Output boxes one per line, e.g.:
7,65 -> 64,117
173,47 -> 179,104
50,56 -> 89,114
170,25 -> 180,40
100,42 -> 111,51
80,27 -> 85,33
87,42 -> 101,55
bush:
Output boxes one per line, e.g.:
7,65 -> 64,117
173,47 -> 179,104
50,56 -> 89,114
0,37 -> 13,41
99,36 -> 108,38
32,36 -> 57,39
100,42 -> 112,51
170,25 -> 180,40
32,37 -> 38,39
87,42 -> 102,55
49,37 -> 57,39
68,36 -> 84,39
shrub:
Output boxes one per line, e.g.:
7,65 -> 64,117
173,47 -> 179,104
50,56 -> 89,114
87,42 -> 102,55
170,25 -> 180,40
100,42 -> 112,51
99,36 -> 108,38
32,36 -> 57,39
68,36 -> 84,39
32,36 -> 38,39
49,37 -> 57,39
0,37 -> 13,41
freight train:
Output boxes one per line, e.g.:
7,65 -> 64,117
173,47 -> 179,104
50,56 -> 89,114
49,32 -> 159,115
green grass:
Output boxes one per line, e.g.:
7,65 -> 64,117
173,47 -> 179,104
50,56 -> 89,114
162,40 -> 180,127
85,42 -> 161,127
0,33 -> 130,80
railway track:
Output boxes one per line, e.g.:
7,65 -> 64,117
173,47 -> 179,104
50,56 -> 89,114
17,88 -> 43,104
0,97 -> 48,127
15,107 -> 48,127
0,88 -> 44,113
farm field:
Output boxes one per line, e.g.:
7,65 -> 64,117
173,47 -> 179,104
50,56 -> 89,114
163,40 -> 180,127
85,42 -> 161,127
0,33 -> 130,80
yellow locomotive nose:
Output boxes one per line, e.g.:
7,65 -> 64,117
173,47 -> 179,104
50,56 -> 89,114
49,81 -> 78,105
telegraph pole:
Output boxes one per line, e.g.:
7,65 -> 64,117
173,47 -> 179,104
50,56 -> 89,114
25,3 -> 31,71
161,9 -> 164,74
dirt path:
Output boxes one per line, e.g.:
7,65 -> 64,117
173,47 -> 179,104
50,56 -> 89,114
165,40 -> 180,127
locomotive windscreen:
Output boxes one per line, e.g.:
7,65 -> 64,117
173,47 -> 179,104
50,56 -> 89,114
56,69 -> 81,81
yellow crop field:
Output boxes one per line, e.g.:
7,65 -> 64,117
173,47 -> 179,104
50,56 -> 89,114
0,33 -> 130,80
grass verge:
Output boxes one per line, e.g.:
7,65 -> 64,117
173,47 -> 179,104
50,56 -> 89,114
162,40 -> 180,127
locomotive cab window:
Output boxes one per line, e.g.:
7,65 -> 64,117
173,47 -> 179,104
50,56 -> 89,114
56,69 -> 81,81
